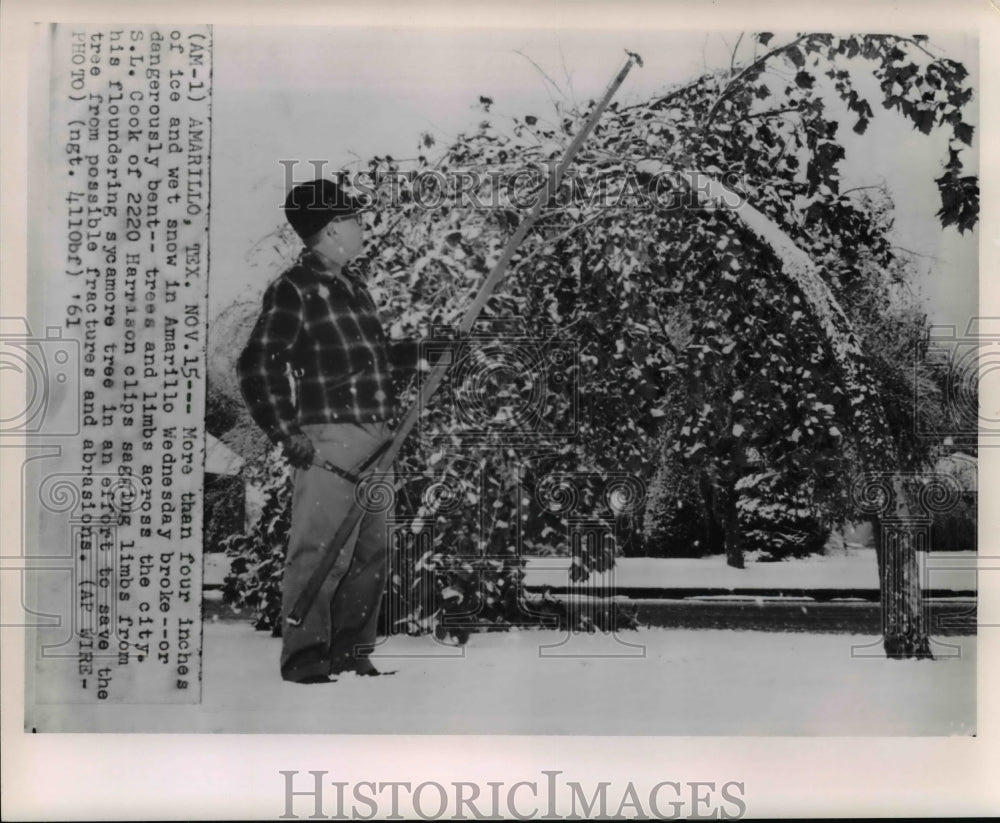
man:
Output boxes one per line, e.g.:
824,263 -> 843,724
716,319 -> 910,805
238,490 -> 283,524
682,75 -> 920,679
238,178 -> 414,683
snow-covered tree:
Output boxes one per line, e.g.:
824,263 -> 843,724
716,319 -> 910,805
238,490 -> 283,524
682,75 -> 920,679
219,33 -> 976,658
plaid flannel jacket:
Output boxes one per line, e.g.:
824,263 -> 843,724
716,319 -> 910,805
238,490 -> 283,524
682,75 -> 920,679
237,251 -> 419,443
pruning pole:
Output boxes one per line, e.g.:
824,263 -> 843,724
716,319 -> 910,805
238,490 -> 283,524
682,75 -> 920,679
288,52 -> 641,627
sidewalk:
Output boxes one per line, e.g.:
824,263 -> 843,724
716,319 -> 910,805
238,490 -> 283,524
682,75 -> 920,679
205,549 -> 978,596
205,549 -> 979,635
522,550 -> 978,597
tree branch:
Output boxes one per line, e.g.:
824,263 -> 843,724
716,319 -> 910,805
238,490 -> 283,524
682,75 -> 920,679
890,244 -> 940,262
514,49 -> 567,100
730,32 -> 745,77
840,185 -> 884,196
507,209 -> 611,274
888,35 -> 939,62
702,34 -> 810,130
739,105 -> 801,122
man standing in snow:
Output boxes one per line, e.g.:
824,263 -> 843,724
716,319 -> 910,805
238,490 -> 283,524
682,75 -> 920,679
238,178 -> 412,683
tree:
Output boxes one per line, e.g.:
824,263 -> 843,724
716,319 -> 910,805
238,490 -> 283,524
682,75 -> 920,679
215,33 -> 976,658
644,187 -> 959,567
642,33 -> 976,657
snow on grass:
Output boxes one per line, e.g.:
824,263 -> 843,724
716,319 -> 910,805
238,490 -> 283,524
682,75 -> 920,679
203,550 -> 978,592
525,550 -> 977,591
31,622 -> 975,735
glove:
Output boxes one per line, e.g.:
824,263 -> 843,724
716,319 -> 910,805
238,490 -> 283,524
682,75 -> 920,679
282,432 -> 316,469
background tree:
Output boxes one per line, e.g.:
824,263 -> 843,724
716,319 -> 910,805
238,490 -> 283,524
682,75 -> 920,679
644,187 -> 962,565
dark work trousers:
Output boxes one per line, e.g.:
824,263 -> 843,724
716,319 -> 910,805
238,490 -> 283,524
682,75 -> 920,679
280,421 -> 391,681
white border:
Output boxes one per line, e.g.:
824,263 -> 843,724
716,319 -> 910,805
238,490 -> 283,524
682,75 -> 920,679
2,0 -> 998,818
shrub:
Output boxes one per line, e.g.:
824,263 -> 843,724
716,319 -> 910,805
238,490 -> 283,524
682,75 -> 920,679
221,451 -> 291,635
929,494 -> 977,552
203,474 -> 246,552
643,461 -> 713,557
736,471 -> 830,560
220,444 -> 639,640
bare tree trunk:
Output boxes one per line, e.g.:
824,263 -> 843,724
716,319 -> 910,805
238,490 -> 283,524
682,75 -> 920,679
717,483 -> 744,570
698,474 -> 727,556
872,492 -> 932,659
711,454 -> 744,569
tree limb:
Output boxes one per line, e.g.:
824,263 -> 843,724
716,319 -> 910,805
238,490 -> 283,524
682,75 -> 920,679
739,105 -> 801,122
703,34 -> 810,130
514,48 -> 568,101
730,32 -> 745,77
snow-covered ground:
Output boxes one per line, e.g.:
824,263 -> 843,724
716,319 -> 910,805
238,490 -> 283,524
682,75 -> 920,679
136,549 -> 977,736
31,621 -> 975,735
524,550 -> 977,592
204,549 -> 978,593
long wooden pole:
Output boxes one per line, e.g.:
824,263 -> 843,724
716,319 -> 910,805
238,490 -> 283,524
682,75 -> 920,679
288,53 -> 641,626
